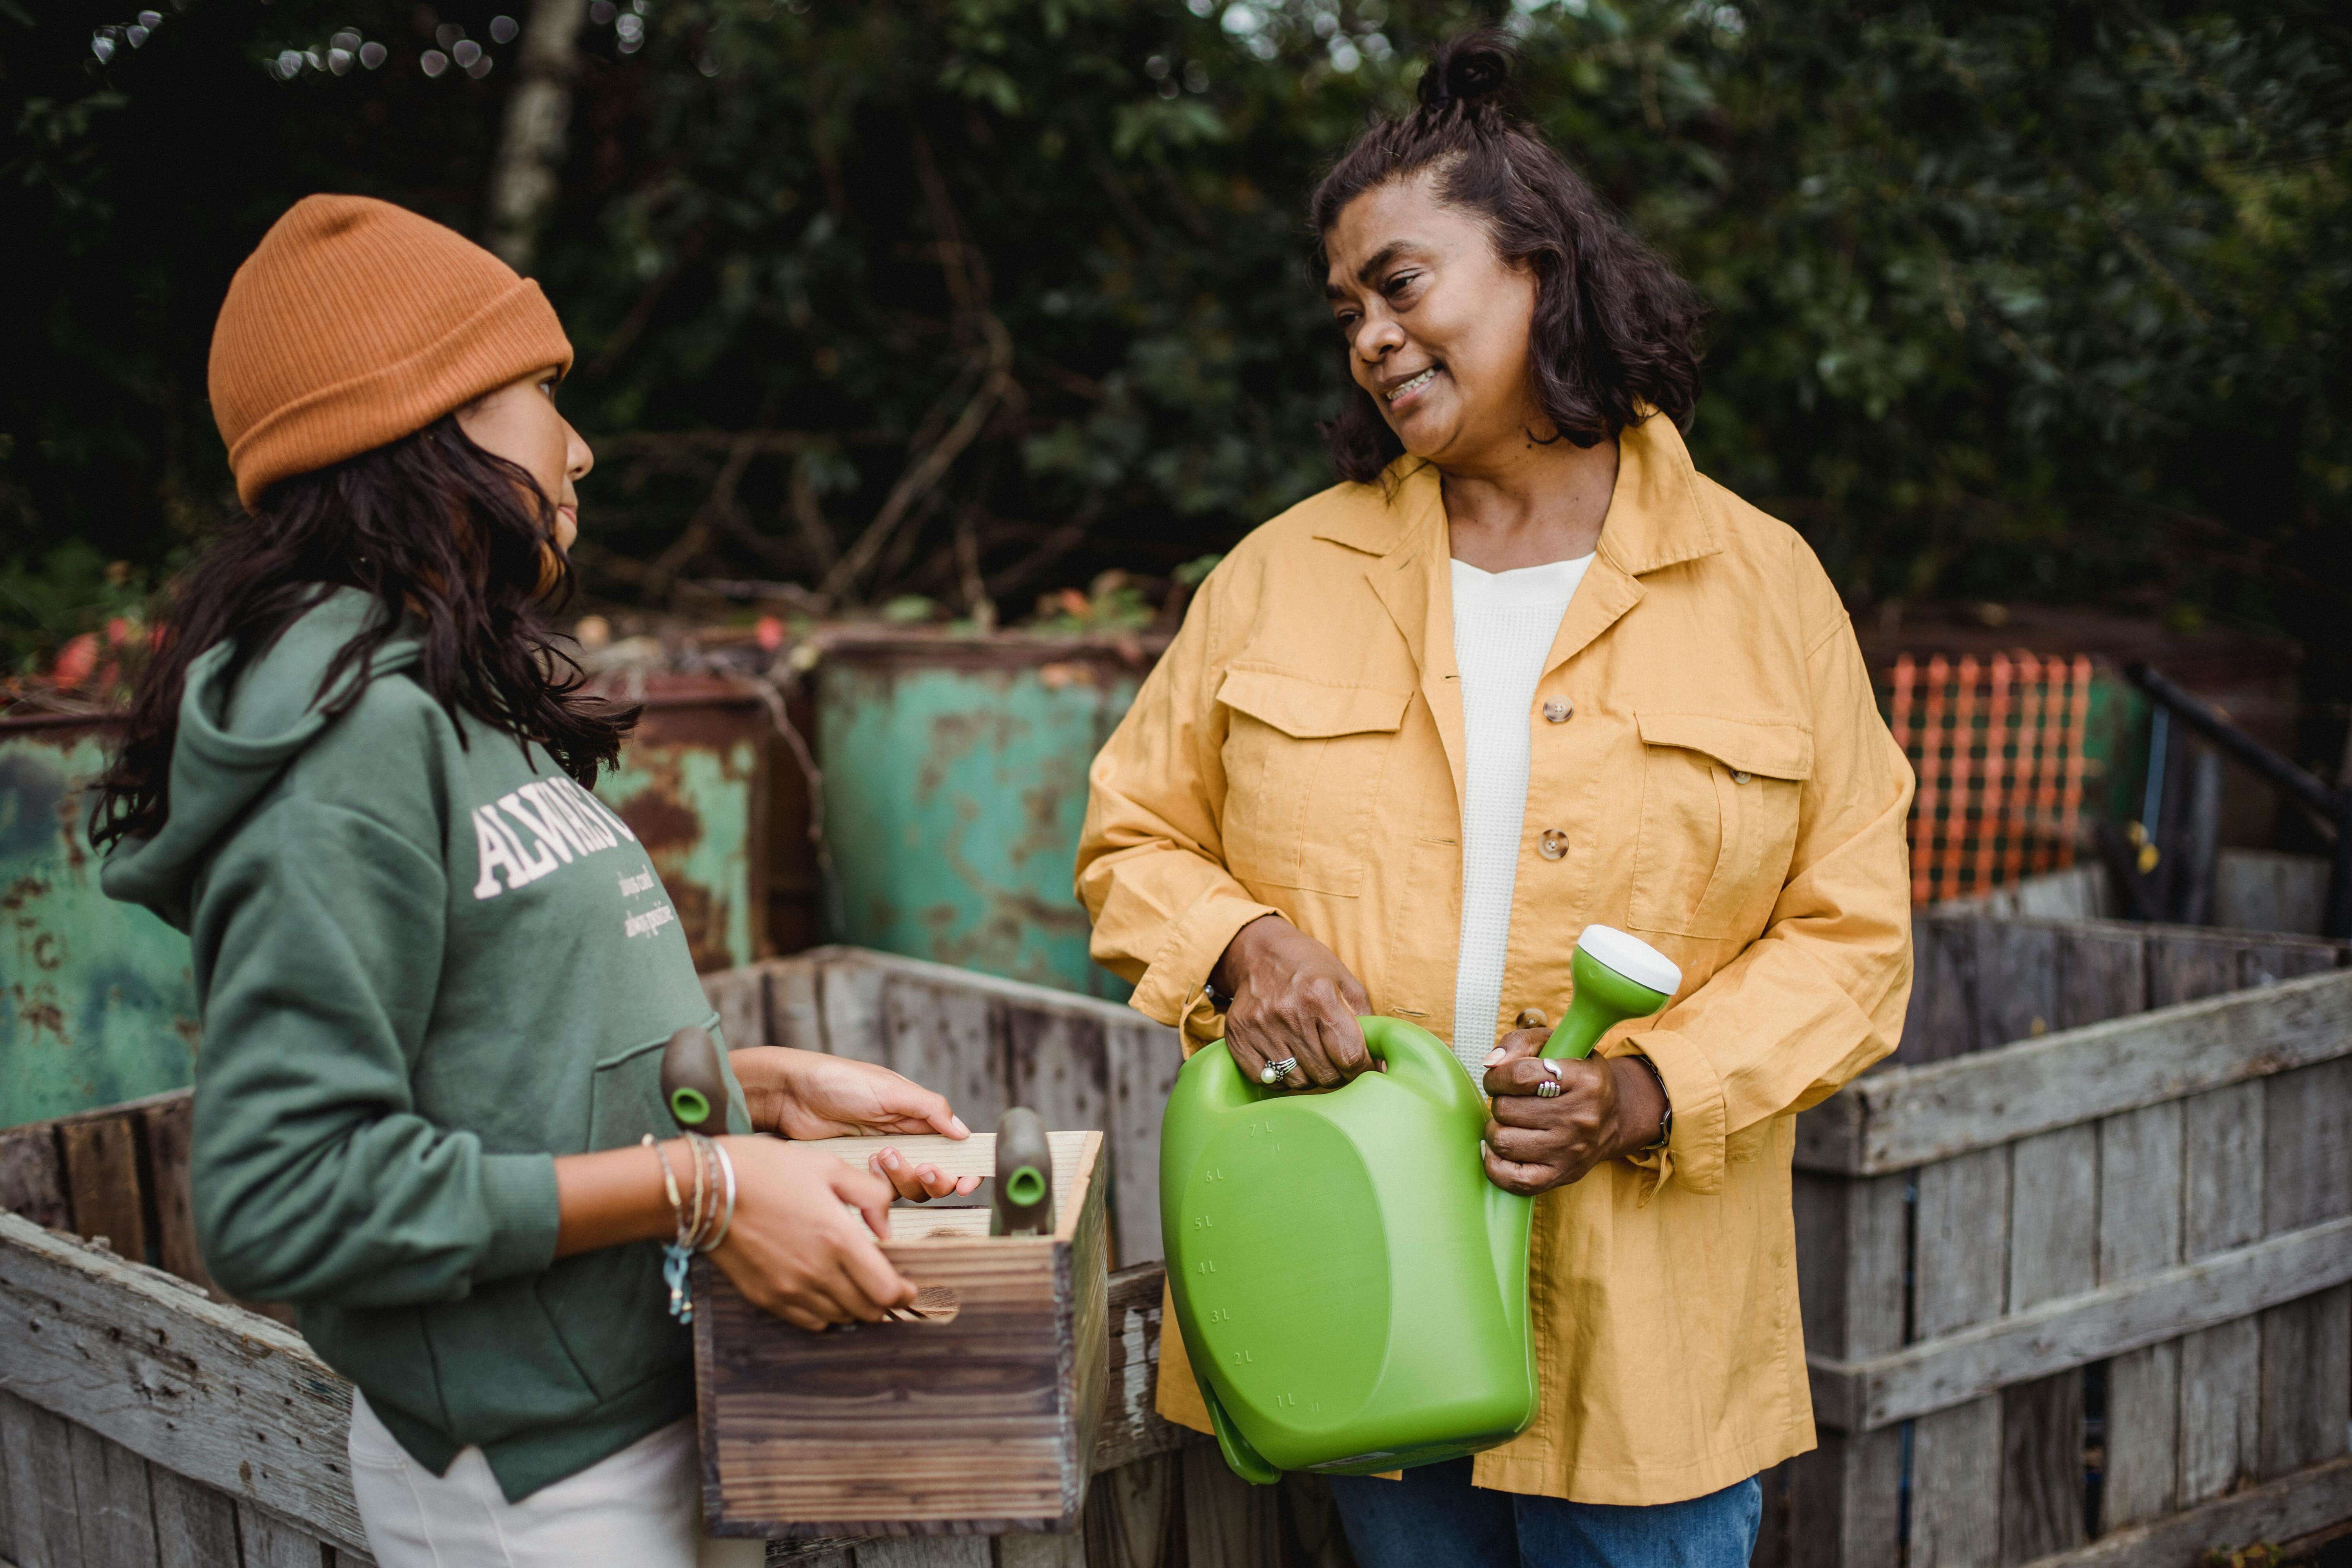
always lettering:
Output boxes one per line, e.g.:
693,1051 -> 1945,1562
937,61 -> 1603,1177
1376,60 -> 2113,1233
470,777 -> 641,900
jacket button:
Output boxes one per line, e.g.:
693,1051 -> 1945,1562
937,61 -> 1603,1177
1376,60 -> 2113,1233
1543,699 -> 1573,724
1732,770 -> 1753,784
1515,1008 -> 1548,1030
1537,829 -> 1568,860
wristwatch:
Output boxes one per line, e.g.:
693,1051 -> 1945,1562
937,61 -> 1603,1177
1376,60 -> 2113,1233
1629,1053 -> 1673,1153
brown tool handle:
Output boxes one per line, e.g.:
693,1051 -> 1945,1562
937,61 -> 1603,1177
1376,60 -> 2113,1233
661,1026 -> 729,1132
989,1107 -> 1055,1236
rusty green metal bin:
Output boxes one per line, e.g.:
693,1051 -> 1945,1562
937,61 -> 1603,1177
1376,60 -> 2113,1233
815,633 -> 1161,1000
0,712 -> 200,1127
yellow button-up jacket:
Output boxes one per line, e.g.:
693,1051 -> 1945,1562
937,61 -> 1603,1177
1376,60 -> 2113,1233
1075,414 -> 1915,1506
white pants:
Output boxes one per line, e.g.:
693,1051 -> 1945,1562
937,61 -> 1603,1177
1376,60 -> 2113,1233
348,1391 -> 766,1568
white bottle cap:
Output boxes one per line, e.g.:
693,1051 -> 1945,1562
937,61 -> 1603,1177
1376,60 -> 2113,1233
1577,924 -> 1682,998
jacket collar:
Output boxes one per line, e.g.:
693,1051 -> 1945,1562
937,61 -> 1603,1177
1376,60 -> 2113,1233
1324,416 -> 1722,809
1310,414 -> 1723,576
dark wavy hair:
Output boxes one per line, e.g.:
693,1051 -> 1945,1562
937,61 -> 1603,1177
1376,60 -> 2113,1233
1310,30 -> 1707,485
91,414 -> 636,851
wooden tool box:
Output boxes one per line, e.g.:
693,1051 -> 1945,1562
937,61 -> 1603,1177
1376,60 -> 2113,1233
693,1128 -> 1111,1539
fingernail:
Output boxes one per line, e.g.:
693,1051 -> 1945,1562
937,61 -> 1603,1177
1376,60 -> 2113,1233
949,1116 -> 970,1137
882,1149 -> 900,1167
1485,1047 -> 1505,1066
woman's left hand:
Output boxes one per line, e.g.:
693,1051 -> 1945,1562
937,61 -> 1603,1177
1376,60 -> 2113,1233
1478,1029 -> 1666,1195
730,1046 -> 980,1202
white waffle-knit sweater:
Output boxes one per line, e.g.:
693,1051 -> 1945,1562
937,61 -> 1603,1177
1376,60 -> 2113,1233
1448,553 -> 1593,1081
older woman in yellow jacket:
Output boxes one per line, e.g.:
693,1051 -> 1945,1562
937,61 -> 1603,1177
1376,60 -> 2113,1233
1076,33 -> 1914,1568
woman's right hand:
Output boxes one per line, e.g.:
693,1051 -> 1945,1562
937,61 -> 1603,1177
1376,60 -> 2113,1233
708,1136 -> 916,1332
1212,915 -> 1375,1089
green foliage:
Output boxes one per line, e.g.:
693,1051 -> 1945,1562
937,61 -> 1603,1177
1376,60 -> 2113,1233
4,0 -> 2351,715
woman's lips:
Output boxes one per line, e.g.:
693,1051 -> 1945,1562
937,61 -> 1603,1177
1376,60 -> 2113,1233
1384,365 -> 1441,413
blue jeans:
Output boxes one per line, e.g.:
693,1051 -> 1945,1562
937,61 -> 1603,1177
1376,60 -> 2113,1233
1327,1458 -> 1761,1568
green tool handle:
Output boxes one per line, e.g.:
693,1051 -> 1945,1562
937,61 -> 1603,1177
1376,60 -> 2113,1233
660,1026 -> 729,1132
1540,949 -> 1673,1062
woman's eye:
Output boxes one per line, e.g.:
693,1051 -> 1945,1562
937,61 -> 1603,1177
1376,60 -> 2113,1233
1383,272 -> 1418,298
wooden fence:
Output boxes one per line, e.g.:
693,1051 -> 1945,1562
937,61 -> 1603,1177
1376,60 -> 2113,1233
6,936 -> 2349,1566
1767,913 -> 2352,1567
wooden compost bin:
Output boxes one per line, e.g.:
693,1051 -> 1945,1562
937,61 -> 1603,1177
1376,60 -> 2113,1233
1761,911 -> 2352,1568
0,947 -> 1348,1568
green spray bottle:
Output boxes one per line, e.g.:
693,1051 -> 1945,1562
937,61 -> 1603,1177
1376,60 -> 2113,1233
1160,925 -> 1681,1483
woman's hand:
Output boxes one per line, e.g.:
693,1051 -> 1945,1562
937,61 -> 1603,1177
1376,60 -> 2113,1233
1212,915 -> 1376,1089
707,1136 -> 917,1332
1479,1029 -> 1667,1195
730,1047 -> 980,1203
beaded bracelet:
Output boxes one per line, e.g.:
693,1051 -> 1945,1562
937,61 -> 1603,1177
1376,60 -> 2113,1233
643,1134 -> 707,1322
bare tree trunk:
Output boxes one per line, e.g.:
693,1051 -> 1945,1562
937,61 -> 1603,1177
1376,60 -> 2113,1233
485,0 -> 584,271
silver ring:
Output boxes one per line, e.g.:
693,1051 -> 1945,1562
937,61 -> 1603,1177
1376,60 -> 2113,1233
1260,1057 -> 1299,1086
1534,1080 -> 1562,1099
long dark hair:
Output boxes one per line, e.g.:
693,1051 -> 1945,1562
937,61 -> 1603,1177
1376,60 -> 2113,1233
1310,31 -> 1707,485
92,415 -> 636,851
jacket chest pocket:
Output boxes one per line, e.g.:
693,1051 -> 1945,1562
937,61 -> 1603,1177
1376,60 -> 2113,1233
1628,712 -> 1812,939
1216,666 -> 1410,898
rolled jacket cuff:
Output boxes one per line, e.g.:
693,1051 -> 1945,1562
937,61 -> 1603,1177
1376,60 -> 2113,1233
1129,894 -> 1281,1053
475,1151 -> 563,1282
1620,1028 -> 1727,1196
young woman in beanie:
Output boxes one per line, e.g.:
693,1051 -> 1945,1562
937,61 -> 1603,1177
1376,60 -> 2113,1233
1077,33 -> 1914,1568
96,194 -> 980,1566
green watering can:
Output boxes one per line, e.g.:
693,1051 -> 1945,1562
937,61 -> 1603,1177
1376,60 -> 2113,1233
1160,925 -> 1682,1483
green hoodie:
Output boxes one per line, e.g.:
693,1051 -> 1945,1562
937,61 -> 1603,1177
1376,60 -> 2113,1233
103,588 -> 747,1501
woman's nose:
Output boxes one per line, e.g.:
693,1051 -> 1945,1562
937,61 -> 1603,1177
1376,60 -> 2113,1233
1352,313 -> 1404,364
566,419 -> 594,479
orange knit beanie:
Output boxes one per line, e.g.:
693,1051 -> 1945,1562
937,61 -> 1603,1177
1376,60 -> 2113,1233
209,194 -> 574,506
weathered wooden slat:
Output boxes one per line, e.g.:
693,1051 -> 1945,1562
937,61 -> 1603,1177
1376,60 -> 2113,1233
2100,1341 -> 2178,1530
150,1464 -> 244,1568
0,1129 -> 67,1231
1080,1451 -> 1180,1568
2096,1103 -> 2182,1286
68,1424 -> 158,1566
58,1114 -> 147,1263
1915,915 -> 1978,1064
2176,1316 -> 2261,1506
1973,922 -> 2062,1056
883,977 -> 1005,1132
1784,1430 -> 1900,1568
2257,1285 -> 2351,1480
1793,1172 -> 1906,1362
1911,1128 -> 2009,1568
2053,926 -> 2145,1033
1808,1213 -> 2352,1433
2009,1127 -> 2096,1312
853,1539 -> 989,1568
0,1388 -> 69,1568
1105,1020 -> 1180,1271
2182,1081 -> 2266,1260
2263,1057 -> 2352,1236
763,956 -> 827,1053
2145,931 -> 2247,1008
1911,1395 -> 2003,1568
2000,1373 -> 2084,1564
995,1529 -> 1086,1568
5,1386 -> 89,1568
1178,1443 -> 1283,1568
137,1096 -> 218,1299
2018,1452 -> 2352,1568
238,1501 -> 330,1568
1093,1265 -> 1200,1474
0,1212 -> 366,1553
817,956 -> 890,1064
1915,1147 -> 2010,1341
2241,936 -> 2342,988
1795,967 -> 2352,1176
1277,1473 -> 1350,1568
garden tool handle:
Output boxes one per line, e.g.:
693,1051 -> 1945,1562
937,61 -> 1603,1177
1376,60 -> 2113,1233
660,1026 -> 729,1132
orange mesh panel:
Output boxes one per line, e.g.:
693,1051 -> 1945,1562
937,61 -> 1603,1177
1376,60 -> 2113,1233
1887,652 -> 2096,905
